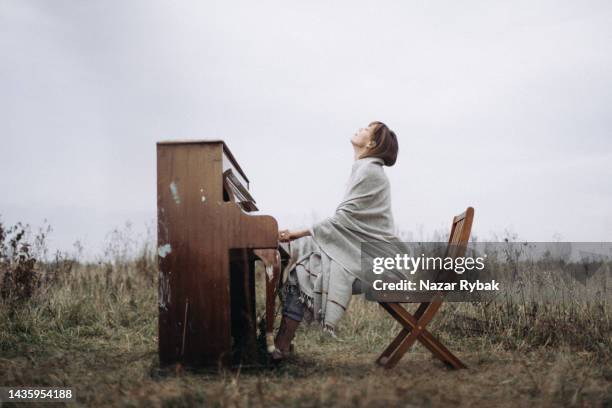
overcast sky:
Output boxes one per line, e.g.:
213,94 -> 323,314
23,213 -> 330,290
1,0 -> 611,258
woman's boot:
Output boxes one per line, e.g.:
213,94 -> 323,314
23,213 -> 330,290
273,315 -> 300,358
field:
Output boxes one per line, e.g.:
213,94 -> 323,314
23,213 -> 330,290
1,220 -> 611,407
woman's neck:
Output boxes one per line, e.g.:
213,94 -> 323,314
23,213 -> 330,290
352,144 -> 368,161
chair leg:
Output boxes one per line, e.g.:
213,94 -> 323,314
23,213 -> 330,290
410,301 -> 465,367
382,325 -> 421,368
376,327 -> 409,366
414,302 -> 429,319
377,303 -> 412,365
418,330 -> 467,369
382,302 -> 439,368
377,301 -> 467,369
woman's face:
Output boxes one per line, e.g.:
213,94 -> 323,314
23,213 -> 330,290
351,124 -> 374,148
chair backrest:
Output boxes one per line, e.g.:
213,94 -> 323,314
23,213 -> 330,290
446,207 -> 475,259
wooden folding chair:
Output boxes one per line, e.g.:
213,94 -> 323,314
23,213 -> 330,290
376,207 -> 474,369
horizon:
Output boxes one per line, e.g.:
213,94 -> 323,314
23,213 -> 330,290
2,0 -> 612,258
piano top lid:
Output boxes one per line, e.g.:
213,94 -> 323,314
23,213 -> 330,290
156,139 -> 249,184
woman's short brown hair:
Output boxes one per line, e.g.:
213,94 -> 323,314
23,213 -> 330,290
362,121 -> 399,166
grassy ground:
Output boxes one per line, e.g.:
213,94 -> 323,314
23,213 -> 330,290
0,222 -> 610,407
1,262 -> 611,407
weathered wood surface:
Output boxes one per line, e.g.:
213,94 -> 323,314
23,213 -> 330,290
157,141 -> 281,367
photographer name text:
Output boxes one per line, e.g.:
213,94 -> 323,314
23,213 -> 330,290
372,279 -> 499,292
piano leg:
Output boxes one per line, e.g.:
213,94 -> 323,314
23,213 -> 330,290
229,248 -> 258,365
253,249 -> 282,354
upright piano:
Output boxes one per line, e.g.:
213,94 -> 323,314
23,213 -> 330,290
157,140 -> 288,367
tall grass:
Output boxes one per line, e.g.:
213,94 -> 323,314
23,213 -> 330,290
1,217 -> 610,357
0,219 -> 157,359
0,217 -> 610,406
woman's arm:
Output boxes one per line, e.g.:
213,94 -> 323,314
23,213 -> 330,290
278,228 -> 311,242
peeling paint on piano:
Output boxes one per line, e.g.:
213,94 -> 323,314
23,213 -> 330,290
158,218 -> 170,242
265,264 -> 274,282
158,271 -> 171,311
158,244 -> 172,258
169,181 -> 181,205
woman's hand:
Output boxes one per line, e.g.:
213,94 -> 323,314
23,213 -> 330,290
278,229 -> 312,242
278,229 -> 292,242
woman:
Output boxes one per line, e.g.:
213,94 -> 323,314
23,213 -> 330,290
274,121 -> 400,360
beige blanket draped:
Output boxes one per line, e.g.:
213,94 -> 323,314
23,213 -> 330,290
284,157 -> 401,329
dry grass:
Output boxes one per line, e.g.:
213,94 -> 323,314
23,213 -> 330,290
0,219 -> 611,407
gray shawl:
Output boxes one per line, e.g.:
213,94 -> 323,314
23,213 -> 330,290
284,157 -> 400,328
309,156 -> 399,282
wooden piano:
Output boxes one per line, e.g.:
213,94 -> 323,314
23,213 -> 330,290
157,140 -> 288,368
